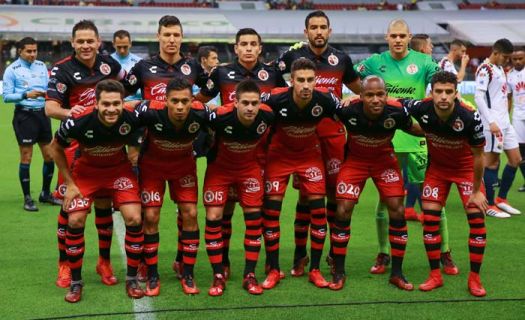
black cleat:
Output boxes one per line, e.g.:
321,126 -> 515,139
24,195 -> 38,212
39,191 -> 62,205
518,185 -> 525,192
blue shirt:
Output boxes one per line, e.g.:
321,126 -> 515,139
2,57 -> 48,109
111,52 -> 142,101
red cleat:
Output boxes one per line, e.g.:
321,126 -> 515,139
223,265 -> 231,281
145,276 -> 160,297
262,269 -> 281,290
208,273 -> 226,297
181,275 -> 200,295
137,262 -> 147,283
328,273 -> 346,291
64,282 -> 83,303
419,270 -> 443,292
96,258 -> 118,286
370,253 -> 390,274
243,273 -> 263,295
441,251 -> 459,275
309,269 -> 329,288
172,260 -> 183,280
326,255 -> 336,276
126,279 -> 145,299
265,264 -> 285,279
290,256 -> 310,277
404,207 -> 419,221
468,272 -> 486,297
56,262 -> 71,288
389,274 -> 414,291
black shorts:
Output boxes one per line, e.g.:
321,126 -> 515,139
12,107 -> 52,145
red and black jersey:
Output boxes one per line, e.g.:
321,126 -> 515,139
46,54 -> 124,109
403,98 -> 485,170
199,59 -> 286,104
55,106 -> 141,168
123,54 -> 205,101
134,100 -> 208,162
263,87 -> 340,153
337,99 -> 412,160
207,103 -> 274,169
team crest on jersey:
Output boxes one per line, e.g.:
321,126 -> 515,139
188,121 -> 200,133
180,63 -> 191,75
327,158 -> 341,175
357,64 -> 365,73
278,60 -> 286,71
306,167 -> 323,182
257,121 -> 268,134
128,75 -> 137,86
100,63 -> 111,75
114,177 -> 134,190
206,79 -> 215,90
56,82 -> 67,94
406,64 -> 418,75
119,122 -> 131,135
383,117 -> 396,129
59,183 -> 67,196
311,104 -> 323,117
244,178 -> 261,193
258,69 -> 269,81
328,53 -> 339,66
452,118 -> 464,132
380,169 -> 400,183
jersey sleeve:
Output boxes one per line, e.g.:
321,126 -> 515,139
55,117 -> 77,147
123,62 -> 144,95
342,54 -> 360,84
468,111 -> 485,147
475,65 -> 491,92
46,66 -> 70,105
400,106 -> 414,130
425,58 -> 440,86
325,91 -> 342,117
2,67 -> 23,103
275,48 -> 295,75
441,59 -> 458,75
110,59 -> 125,80
401,99 -> 423,119
354,55 -> 375,78
199,67 -> 220,98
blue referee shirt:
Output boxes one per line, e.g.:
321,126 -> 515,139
111,51 -> 142,101
2,57 -> 48,109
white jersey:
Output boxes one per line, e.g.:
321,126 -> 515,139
438,57 -> 457,75
507,67 -> 525,120
475,59 -> 510,128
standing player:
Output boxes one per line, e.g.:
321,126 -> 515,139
410,34 -> 433,55
507,47 -> 525,192
262,58 -> 340,289
475,38 -> 521,218
356,19 -> 459,276
276,10 -> 360,275
196,28 -> 286,279
111,29 -> 142,100
330,76 -> 421,291
45,20 -> 125,289
439,39 -> 470,83
134,78 -> 208,296
2,37 -> 59,211
51,80 -> 145,303
403,71 -> 488,297
203,80 -> 274,296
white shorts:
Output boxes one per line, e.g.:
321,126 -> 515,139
483,125 -> 519,153
511,118 -> 525,144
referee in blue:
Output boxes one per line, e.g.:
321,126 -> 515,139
2,37 -> 59,211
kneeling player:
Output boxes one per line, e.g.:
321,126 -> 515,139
203,80 -> 274,296
134,78 -> 208,295
404,72 -> 489,297
331,76 -> 420,291
52,80 -> 144,303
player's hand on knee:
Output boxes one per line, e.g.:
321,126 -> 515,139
467,191 -> 488,213
63,183 -> 83,211
68,105 -> 86,117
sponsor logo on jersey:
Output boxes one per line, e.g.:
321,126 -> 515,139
224,141 -> 258,153
179,175 -> 196,188
119,122 -> 131,135
244,178 -> 261,193
452,118 -> 464,132
305,167 -> 323,182
150,83 -> 167,99
79,88 -> 96,107
311,104 -> 323,117
188,121 -> 200,133
56,82 -> 67,94
406,64 -> 418,75
100,63 -> 111,75
315,76 -> 338,86
152,139 -> 193,151
113,177 -> 134,190
380,169 -> 400,183
328,53 -> 339,66
258,69 -> 269,81
83,145 -> 123,157
282,125 -> 316,138
386,83 -> 416,96
326,158 -> 341,175
180,63 -> 191,75
383,117 -> 396,129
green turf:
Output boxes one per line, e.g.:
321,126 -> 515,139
0,97 -> 524,320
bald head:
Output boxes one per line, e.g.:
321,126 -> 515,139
387,19 -> 410,34
360,76 -> 387,118
361,75 -> 385,91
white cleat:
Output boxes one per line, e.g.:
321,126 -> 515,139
495,199 -> 521,215
486,206 -> 511,218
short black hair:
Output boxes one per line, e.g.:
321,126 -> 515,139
291,57 -> 316,75
430,71 -> 458,89
513,46 -> 525,53
235,79 -> 260,100
410,34 -> 430,53
95,79 -> 125,101
493,38 -> 514,54
17,37 -> 37,51
72,20 -> 99,38
235,28 -> 261,45
450,39 -> 466,49
113,30 -> 131,41
158,15 -> 183,34
166,77 -> 192,96
305,10 -> 330,29
197,46 -> 218,62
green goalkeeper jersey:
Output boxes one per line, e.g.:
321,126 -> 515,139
356,50 -> 440,152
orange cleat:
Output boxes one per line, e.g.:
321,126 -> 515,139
145,276 -> 160,297
290,256 -> 310,277
96,258 -> 118,286
328,273 -> 346,291
64,282 -> 83,303
389,274 -> 414,291
262,269 -> 281,290
441,251 -> 459,276
468,272 -> 486,297
126,279 -> 145,299
265,264 -> 285,279
243,273 -> 263,295
404,207 -> 420,221
326,255 -> 336,276
172,260 -> 183,280
137,262 -> 147,282
419,270 -> 443,292
370,253 -> 390,274
56,262 -> 71,288
208,273 -> 226,297
223,265 -> 231,281
181,275 -> 200,295
309,269 -> 329,288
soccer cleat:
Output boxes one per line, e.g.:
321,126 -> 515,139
208,273 -> 226,296
485,206 -> 511,218
39,191 -> 62,205
468,272 -> 486,297
23,195 -> 38,212
370,253 -> 390,274
56,262 -> 71,288
419,270 -> 443,292
265,264 -> 285,279
64,282 -> 83,303
223,265 -> 231,281
262,269 -> 281,290
172,260 -> 183,280
389,274 -> 414,291
145,275 -> 160,297
243,273 -> 263,295
518,185 -> 525,192
181,275 -> 200,295
495,197 -> 521,215
308,269 -> 329,288
328,272 -> 346,291
126,279 -> 145,299
137,262 -> 147,282
404,207 -> 419,221
326,254 -> 336,276
441,251 -> 459,275
290,256 -> 310,277
96,258 -> 118,286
